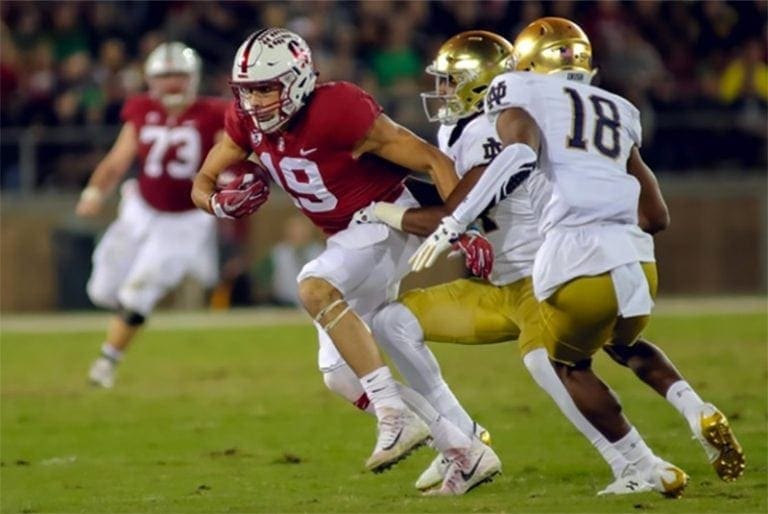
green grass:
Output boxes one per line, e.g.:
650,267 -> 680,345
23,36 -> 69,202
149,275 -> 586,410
1,311 -> 766,513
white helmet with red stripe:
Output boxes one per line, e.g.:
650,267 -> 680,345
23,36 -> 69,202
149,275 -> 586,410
145,42 -> 201,108
231,28 -> 317,133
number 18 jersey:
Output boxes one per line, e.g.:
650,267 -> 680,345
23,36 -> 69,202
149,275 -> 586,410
485,72 -> 653,300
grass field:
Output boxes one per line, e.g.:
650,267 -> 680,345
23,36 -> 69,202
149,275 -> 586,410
1,302 -> 766,513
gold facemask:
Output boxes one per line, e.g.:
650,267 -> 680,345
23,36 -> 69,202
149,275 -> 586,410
512,17 -> 594,80
422,30 -> 514,124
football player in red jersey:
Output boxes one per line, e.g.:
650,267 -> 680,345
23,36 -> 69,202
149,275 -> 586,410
77,42 -> 230,389
192,28 -> 496,473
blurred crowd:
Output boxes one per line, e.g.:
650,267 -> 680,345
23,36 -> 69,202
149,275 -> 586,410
1,0 -> 766,189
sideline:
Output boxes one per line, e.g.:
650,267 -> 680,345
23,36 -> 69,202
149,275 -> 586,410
0,297 -> 765,334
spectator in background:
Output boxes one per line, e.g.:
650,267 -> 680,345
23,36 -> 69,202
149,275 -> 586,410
255,215 -> 323,307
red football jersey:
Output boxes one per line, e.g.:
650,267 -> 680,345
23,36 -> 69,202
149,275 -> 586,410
122,94 -> 228,212
225,82 -> 409,234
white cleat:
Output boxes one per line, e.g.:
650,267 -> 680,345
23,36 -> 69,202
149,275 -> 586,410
692,403 -> 745,481
365,408 -> 430,473
415,423 -> 492,491
415,453 -> 450,491
644,459 -> 689,498
425,440 -> 501,496
597,465 -> 654,496
88,357 -> 116,388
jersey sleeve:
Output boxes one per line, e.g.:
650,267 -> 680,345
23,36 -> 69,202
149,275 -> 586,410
454,124 -> 499,175
120,96 -> 146,125
484,72 -> 533,126
319,82 -> 383,150
625,103 -> 642,148
224,102 -> 252,151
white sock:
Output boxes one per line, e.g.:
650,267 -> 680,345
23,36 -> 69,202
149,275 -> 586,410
612,427 -> 657,474
666,380 -> 705,431
323,364 -> 375,415
360,366 -> 406,415
523,348 -> 628,478
372,302 -> 474,436
101,343 -> 122,363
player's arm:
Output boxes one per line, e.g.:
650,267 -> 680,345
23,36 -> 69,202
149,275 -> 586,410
627,146 -> 670,234
352,113 -> 459,199
75,123 -> 138,217
191,133 -> 248,214
448,107 -> 540,226
400,165 -> 486,236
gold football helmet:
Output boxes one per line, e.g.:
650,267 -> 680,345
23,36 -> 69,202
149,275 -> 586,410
422,30 -> 514,124
512,17 -> 594,80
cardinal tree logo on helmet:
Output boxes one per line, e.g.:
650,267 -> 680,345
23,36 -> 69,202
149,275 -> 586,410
231,28 -> 317,133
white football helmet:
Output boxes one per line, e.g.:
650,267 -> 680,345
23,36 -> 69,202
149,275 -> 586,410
144,42 -> 201,108
231,28 -> 317,133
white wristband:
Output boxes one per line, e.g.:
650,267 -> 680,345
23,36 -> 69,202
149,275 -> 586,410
80,186 -> 103,203
373,202 -> 407,230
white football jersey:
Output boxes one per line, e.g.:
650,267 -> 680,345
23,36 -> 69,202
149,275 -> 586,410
485,72 -> 655,301
437,114 -> 545,286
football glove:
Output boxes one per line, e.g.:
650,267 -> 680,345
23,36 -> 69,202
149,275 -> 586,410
210,173 -> 269,219
449,227 -> 494,280
409,215 -> 465,272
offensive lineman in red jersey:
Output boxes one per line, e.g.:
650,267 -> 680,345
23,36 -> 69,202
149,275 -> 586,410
192,28 -> 495,473
77,42 -> 229,388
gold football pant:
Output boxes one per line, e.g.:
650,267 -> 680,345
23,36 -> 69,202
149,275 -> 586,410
539,262 -> 659,365
399,276 -> 545,356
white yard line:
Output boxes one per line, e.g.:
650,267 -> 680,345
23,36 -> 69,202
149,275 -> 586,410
0,297 -> 765,334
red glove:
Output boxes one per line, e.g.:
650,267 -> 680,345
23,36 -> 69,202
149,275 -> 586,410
210,172 -> 270,219
451,228 -> 494,280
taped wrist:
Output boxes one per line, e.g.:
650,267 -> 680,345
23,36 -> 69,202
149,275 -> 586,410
373,202 -> 407,230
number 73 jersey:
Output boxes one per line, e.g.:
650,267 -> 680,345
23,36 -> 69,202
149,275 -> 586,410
485,72 -> 643,232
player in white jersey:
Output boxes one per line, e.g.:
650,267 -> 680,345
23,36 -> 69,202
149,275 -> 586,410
410,18 -> 744,495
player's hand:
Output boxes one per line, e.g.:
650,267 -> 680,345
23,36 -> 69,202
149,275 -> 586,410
351,201 -> 379,225
409,215 -> 465,272
75,186 -> 104,218
210,173 -> 269,219
449,228 -> 494,280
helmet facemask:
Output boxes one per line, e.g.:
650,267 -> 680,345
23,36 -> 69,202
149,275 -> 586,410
421,31 -> 514,126
231,28 -> 317,134
144,42 -> 201,108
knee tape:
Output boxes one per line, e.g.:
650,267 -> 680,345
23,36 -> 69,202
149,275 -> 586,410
314,298 -> 352,332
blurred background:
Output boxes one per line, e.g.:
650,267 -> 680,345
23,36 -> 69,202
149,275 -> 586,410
1,0 -> 766,312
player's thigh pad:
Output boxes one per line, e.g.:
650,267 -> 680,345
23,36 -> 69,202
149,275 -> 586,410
539,273 -> 619,365
507,277 -> 547,357
86,194 -> 153,307
117,211 -> 215,314
400,278 -> 519,344
611,262 -> 658,347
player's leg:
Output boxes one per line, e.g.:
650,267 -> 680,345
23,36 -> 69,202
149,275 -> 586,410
540,272 -> 688,497
298,224 -> 428,472
510,277 -> 629,479
606,263 -> 745,481
86,205 -> 146,387
372,279 -> 507,489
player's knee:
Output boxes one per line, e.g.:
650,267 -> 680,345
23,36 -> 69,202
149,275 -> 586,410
603,344 -> 631,367
118,306 -> 146,327
297,277 -> 340,316
372,302 -> 423,351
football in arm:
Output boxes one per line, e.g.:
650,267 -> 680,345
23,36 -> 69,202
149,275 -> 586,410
216,159 -> 271,191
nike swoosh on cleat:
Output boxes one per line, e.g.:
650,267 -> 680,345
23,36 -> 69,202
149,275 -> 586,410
460,451 -> 485,481
382,428 -> 403,451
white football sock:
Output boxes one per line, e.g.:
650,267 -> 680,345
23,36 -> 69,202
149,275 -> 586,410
397,384 -> 471,451
372,302 -> 475,437
323,364 -> 375,415
612,427 -> 657,474
665,380 -> 706,431
360,366 -> 406,415
523,348 -> 628,478
101,343 -> 123,363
